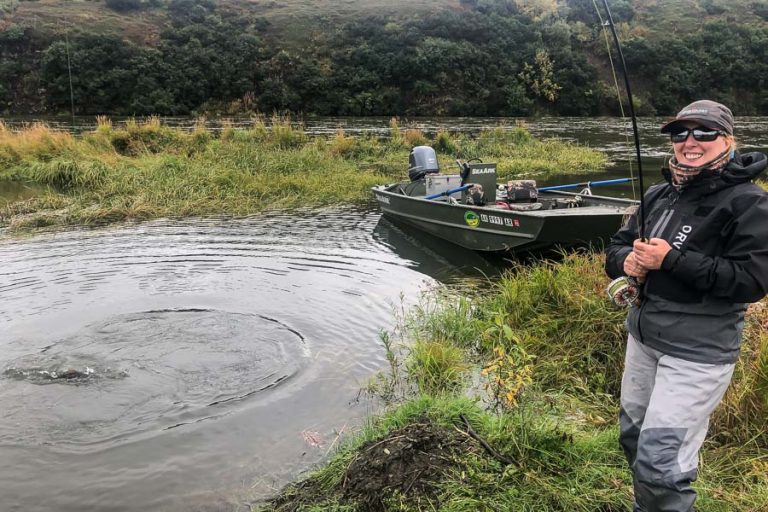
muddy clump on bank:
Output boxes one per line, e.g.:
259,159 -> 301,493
268,417 -> 478,511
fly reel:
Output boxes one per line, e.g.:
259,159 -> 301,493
607,276 -> 642,307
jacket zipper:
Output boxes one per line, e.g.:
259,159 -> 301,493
635,190 -> 678,344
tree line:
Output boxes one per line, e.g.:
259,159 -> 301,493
1,0 -> 768,116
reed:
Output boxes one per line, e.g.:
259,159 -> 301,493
328,129 -> 356,157
251,114 -> 270,140
403,128 -> 428,147
219,118 -> 236,142
95,115 -> 112,132
388,117 -> 404,147
269,114 -> 307,148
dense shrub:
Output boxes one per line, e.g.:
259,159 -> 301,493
4,0 -> 768,116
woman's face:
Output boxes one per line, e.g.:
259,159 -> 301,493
672,121 -> 730,166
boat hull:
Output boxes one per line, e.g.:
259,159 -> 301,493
372,184 -> 636,252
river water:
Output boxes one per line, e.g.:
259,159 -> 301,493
1,117 -> 767,511
0,208 -> 500,511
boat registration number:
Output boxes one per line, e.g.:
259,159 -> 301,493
480,214 -> 519,227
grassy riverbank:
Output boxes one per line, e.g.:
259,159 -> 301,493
0,117 -> 606,232
264,253 -> 768,511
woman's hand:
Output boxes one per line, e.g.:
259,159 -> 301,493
624,251 -> 649,279
633,238 -> 672,270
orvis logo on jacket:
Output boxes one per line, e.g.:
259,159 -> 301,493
672,225 -> 693,249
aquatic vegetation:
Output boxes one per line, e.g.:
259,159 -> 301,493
0,118 -> 607,233
28,159 -> 108,191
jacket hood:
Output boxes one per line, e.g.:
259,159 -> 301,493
721,151 -> 767,184
662,151 -> 767,191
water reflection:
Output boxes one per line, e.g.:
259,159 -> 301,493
372,216 -> 508,281
0,180 -> 46,204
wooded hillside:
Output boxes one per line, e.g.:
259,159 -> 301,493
2,0 -> 767,116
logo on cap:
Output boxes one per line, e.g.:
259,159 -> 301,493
680,108 -> 709,115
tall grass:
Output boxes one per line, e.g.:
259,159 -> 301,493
0,122 -> 77,166
1,118 -> 607,232
401,252 -> 768,438
405,339 -> 469,395
266,394 -> 768,510
399,252 -> 628,398
711,301 -> 768,446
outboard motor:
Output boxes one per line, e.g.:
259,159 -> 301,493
408,146 -> 440,181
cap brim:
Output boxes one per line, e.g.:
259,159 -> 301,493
660,120 -> 683,133
660,118 -> 723,134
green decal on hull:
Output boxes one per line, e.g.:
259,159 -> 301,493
464,211 -> 480,227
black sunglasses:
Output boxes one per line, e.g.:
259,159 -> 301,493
670,127 -> 726,143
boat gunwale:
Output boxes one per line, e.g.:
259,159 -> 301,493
371,184 -> 637,218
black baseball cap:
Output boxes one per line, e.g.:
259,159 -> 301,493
660,100 -> 734,135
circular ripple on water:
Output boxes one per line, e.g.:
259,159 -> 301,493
0,309 -> 309,451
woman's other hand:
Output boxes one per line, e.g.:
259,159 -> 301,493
633,238 -> 672,270
624,251 -> 649,279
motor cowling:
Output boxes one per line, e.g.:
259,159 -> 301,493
408,146 -> 440,181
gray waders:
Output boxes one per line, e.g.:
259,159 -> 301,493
620,335 -> 735,512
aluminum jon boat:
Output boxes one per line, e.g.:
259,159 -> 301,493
372,146 -> 638,253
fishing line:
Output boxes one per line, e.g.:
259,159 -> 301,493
63,20 -> 76,125
598,0 -> 647,240
595,0 -> 648,307
591,0 -> 637,201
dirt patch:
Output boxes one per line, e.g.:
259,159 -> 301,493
269,417 -> 477,511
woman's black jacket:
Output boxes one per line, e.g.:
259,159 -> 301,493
605,152 -> 768,364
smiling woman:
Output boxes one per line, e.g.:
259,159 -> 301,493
606,99 -> 768,512
662,100 -> 737,187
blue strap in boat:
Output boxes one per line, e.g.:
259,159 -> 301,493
425,184 -> 473,200
538,178 -> 635,192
